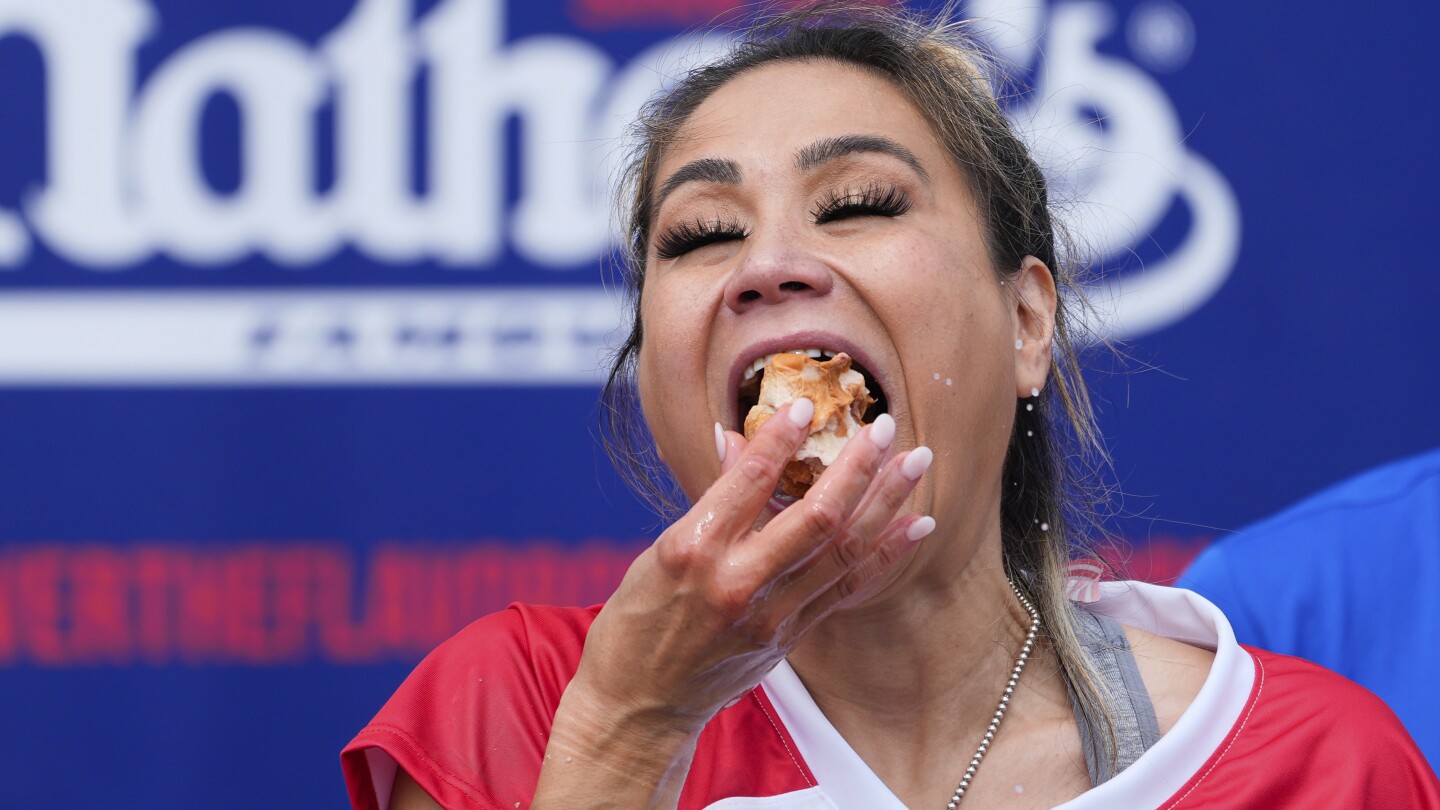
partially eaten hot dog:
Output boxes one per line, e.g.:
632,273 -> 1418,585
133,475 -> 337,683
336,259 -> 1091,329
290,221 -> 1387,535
743,352 -> 876,499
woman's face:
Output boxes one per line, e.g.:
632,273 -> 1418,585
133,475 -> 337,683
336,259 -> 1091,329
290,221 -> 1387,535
637,59 -> 1053,541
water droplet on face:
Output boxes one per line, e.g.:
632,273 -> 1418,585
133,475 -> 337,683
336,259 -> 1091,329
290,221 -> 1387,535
933,372 -> 941,380
1015,339 -> 1024,350
1015,784 -> 1025,794
945,378 -> 953,386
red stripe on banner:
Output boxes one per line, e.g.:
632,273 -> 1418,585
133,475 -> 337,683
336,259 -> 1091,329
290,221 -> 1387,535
0,540 -> 648,668
0,536 -> 1211,667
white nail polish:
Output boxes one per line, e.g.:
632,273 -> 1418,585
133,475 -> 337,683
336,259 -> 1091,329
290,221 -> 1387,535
788,398 -> 815,428
907,516 -> 936,542
901,446 -> 933,481
714,422 -> 726,462
869,413 -> 896,449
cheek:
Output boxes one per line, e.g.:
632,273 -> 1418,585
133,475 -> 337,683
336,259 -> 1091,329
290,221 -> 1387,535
635,287 -> 710,456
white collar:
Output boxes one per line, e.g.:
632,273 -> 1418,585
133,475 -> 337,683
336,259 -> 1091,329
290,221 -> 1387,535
759,582 -> 1255,810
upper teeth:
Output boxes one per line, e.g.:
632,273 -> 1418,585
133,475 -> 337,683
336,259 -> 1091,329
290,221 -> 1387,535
743,347 -> 834,381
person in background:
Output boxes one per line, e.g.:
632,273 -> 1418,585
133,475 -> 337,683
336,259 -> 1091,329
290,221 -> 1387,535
1179,446 -> 1440,768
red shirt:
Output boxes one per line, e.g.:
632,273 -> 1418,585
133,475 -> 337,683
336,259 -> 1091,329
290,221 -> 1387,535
342,583 -> 1440,809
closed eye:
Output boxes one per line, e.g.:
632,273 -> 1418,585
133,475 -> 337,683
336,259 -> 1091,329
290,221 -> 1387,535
811,183 -> 912,225
654,216 -> 750,260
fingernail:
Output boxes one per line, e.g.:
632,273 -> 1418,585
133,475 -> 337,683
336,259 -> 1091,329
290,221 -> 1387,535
907,516 -> 936,542
901,446 -> 933,481
869,413 -> 896,449
788,398 -> 815,429
714,422 -> 726,462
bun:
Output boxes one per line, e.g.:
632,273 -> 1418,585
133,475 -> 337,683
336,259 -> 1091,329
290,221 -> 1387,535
743,352 -> 875,498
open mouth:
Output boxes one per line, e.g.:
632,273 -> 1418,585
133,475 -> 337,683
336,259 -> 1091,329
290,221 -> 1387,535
735,347 -> 889,432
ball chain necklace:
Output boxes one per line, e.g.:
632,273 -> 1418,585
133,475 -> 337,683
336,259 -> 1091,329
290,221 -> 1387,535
945,579 -> 1040,808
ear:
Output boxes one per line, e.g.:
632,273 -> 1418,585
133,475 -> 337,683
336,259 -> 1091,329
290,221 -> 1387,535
1010,256 -> 1057,398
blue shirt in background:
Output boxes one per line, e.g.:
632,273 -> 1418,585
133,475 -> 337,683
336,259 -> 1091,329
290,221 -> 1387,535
1178,447 -> 1440,768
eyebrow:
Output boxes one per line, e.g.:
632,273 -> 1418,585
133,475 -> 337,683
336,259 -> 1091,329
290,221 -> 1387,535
794,134 -> 929,180
654,157 -> 742,212
652,134 -> 929,214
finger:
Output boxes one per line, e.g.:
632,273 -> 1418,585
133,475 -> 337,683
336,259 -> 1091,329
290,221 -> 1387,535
691,399 -> 815,540
732,414 -> 898,579
717,428 -> 748,475
790,512 -> 934,633
764,445 -> 929,615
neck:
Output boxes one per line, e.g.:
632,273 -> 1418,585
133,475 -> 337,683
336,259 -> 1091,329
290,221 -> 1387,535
783,531 -> 1069,787
790,557 -> 1029,710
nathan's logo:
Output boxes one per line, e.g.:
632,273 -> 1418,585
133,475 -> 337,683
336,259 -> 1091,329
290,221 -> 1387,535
972,0 -> 1240,339
0,0 -> 718,271
0,0 -> 1237,383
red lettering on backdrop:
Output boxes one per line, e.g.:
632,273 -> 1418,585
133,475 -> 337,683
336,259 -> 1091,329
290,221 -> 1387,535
528,543 -> 560,605
175,552 -> 224,663
270,546 -> 314,663
16,547 -> 66,665
0,539 -> 657,666
68,545 -> 131,664
367,547 -> 417,654
223,547 -> 269,663
0,555 -> 14,662
133,547 -> 173,663
313,545 -> 373,663
580,539 -> 640,606
453,544 -> 509,620
0,539 -> 1200,668
417,549 -> 459,648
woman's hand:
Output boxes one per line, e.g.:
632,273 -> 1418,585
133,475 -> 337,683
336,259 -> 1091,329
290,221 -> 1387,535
533,399 -> 932,807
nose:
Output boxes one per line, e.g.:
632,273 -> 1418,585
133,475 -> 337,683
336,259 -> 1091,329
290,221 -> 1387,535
722,236 -> 834,314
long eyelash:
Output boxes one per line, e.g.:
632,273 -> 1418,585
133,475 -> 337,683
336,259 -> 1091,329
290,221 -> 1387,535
811,183 -> 912,224
653,217 -> 749,260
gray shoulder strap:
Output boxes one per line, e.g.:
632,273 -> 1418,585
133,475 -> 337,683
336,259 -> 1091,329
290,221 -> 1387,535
1067,609 -> 1162,786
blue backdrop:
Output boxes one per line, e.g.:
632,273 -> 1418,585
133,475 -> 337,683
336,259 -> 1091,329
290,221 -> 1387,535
1,0 -> 1437,806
